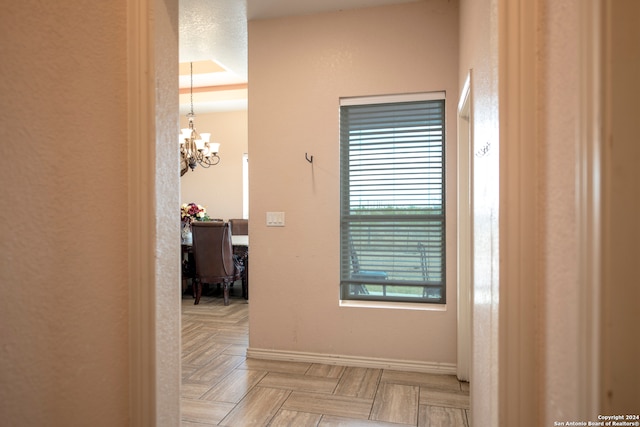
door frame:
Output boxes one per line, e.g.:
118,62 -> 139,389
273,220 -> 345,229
499,0 -> 604,422
457,72 -> 473,382
127,0 -> 611,423
128,0 -> 181,424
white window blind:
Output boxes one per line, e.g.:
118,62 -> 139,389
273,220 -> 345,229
340,93 -> 446,303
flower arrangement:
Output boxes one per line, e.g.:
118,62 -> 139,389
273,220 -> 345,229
181,202 -> 209,224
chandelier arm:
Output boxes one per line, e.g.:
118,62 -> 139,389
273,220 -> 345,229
199,154 -> 220,168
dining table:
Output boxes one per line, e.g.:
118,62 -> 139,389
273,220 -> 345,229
231,235 -> 249,247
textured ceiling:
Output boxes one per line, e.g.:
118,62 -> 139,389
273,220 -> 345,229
247,0 -> 422,20
179,0 -> 421,113
179,0 -> 248,76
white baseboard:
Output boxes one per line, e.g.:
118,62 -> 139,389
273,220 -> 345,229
246,347 -> 457,375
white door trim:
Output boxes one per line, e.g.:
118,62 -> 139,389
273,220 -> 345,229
457,72 -> 473,383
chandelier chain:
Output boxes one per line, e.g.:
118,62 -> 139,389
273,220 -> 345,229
190,62 -> 194,116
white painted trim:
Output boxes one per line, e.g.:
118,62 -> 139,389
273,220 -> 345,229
128,0 -> 156,425
339,299 -> 447,311
246,348 -> 457,375
456,71 -> 473,382
458,75 -> 471,117
242,153 -> 249,219
340,91 -> 446,106
577,0 -> 603,419
498,0 -> 539,424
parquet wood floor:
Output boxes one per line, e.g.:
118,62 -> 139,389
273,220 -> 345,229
181,293 -> 470,426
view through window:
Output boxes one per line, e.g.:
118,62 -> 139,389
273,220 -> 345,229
340,93 -> 446,303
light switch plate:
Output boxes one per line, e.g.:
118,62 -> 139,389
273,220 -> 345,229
266,211 -> 285,226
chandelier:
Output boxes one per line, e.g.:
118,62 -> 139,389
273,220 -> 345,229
180,62 -> 220,176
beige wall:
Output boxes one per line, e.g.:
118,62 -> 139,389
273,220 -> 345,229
180,110 -> 248,220
601,0 -> 640,413
0,2 -> 129,425
458,0 -> 500,423
248,1 -> 459,366
0,1 -> 180,425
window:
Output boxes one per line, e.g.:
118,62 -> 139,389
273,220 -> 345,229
340,93 -> 446,303
242,153 -> 249,219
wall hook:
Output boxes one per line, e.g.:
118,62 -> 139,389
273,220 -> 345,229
305,153 -> 314,163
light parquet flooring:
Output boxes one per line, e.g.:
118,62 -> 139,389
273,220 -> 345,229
181,294 -> 470,427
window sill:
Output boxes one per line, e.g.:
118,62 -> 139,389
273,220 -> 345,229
339,299 -> 447,312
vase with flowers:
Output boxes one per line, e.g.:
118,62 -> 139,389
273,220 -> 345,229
180,202 -> 210,244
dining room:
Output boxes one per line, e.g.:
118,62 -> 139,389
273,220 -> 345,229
179,105 -> 248,222
178,46 -> 249,302
179,102 -> 249,304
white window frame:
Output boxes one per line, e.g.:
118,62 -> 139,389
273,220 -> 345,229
340,92 -> 447,304
242,153 -> 249,219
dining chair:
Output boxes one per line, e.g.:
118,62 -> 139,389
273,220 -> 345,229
191,221 -> 244,305
229,218 -> 249,299
229,218 -> 248,235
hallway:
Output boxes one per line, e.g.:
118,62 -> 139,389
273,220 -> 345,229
181,294 -> 470,426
